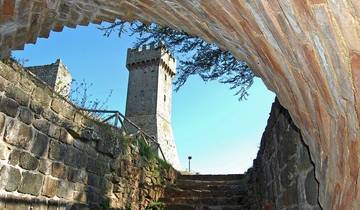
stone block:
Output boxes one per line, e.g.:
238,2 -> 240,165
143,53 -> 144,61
5,166 -> 21,192
51,98 -> 75,120
68,167 -> 87,184
8,149 -> 21,165
73,190 -> 87,203
51,162 -> 67,179
33,118 -> 50,134
86,157 -> 97,173
64,145 -> 81,167
49,124 -> 61,139
0,75 -> 7,91
97,138 -> 121,157
0,96 -> 19,117
0,113 -> 5,134
305,169 -> 319,205
59,128 -> 74,144
30,101 -> 44,115
18,171 -> 44,196
4,119 -> 33,149
42,177 -> 59,198
31,131 -> 49,157
48,140 -> 66,161
19,107 -> 33,124
87,173 -> 100,188
32,87 -> 52,107
38,158 -> 51,175
57,180 -> 74,200
0,141 -> 10,160
19,151 -> 39,170
5,84 -> 29,106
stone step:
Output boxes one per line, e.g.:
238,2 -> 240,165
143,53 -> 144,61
178,174 -> 245,182
165,204 -> 247,210
173,182 -> 247,192
160,195 -> 246,205
165,186 -> 247,198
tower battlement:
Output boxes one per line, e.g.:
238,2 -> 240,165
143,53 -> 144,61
126,44 -> 176,76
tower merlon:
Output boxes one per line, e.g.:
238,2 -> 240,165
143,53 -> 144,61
126,44 -> 176,76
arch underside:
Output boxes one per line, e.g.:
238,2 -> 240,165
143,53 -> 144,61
1,0 -> 359,209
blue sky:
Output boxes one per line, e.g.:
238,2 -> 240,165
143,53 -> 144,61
13,24 -> 275,174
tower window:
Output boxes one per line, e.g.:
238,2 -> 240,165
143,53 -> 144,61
165,74 -> 167,81
164,95 -> 166,102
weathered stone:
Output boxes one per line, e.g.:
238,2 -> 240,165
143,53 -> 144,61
42,177 -> 59,198
51,162 -> 67,178
282,183 -> 298,207
32,86 -> 52,107
49,124 -> 61,139
87,173 -> 100,188
97,138 -> 121,157
51,98 -> 75,119
64,145 -> 81,167
38,158 -> 51,175
32,118 -> 50,134
68,167 -> 87,184
0,141 -> 10,160
59,128 -> 74,144
19,152 -> 39,170
5,166 -> 21,192
18,171 -> 43,196
0,75 -> 7,91
280,159 -> 296,188
8,149 -> 21,165
30,101 -> 44,115
48,140 -> 66,161
5,84 -> 29,106
73,190 -> 87,203
19,107 -> 33,124
0,113 -> 5,134
4,119 -> 33,149
305,169 -> 319,205
57,180 -> 73,200
0,96 -> 19,117
31,131 -> 49,157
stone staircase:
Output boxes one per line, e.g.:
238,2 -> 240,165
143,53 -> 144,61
160,174 -> 252,210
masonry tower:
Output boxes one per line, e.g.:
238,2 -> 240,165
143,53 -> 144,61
125,44 -> 181,170
26,59 -> 72,97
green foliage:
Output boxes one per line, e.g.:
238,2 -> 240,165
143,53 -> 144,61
138,138 -> 156,161
146,201 -> 165,210
100,21 -> 254,100
100,199 -> 110,210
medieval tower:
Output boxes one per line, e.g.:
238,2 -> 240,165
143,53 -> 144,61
125,44 -> 181,170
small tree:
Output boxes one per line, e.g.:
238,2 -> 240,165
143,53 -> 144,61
100,21 -> 254,100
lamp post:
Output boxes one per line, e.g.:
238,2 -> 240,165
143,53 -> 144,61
188,156 -> 192,173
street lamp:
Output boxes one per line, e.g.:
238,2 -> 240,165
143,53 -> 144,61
188,156 -> 192,173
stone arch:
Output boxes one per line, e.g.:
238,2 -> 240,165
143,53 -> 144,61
1,1 -> 359,209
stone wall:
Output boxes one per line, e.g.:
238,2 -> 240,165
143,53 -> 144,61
0,59 -> 177,210
249,98 -> 321,210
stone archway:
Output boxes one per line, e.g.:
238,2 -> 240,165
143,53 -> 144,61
1,1 -> 359,209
